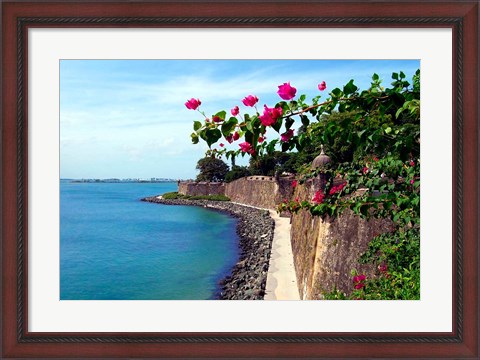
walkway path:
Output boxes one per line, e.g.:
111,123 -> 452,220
264,210 -> 300,300
230,202 -> 299,299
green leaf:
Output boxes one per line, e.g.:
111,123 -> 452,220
214,110 -> 227,121
385,127 -> 392,134
245,130 -> 254,146
300,115 -> 310,127
343,79 -> 358,95
285,117 -> 295,130
372,73 -> 379,81
392,72 -> 399,80
271,117 -> 283,133
221,117 -> 238,137
205,128 -> 222,147
331,88 -> 342,98
191,132 -> 199,144
193,121 -> 202,132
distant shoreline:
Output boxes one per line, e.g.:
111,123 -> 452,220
64,179 -> 177,184
141,196 -> 275,300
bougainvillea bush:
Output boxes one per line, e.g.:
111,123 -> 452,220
186,70 -> 420,300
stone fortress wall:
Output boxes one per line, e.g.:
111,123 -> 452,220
178,174 -> 390,299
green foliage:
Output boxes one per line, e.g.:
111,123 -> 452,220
249,151 -> 294,176
162,191 -> 184,199
195,156 -> 229,182
162,192 -> 230,201
225,165 -> 251,183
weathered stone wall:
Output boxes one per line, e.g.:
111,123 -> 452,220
178,176 -> 392,300
290,181 -> 393,299
225,176 -> 295,210
178,181 -> 225,196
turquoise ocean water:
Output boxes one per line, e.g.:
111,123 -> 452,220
60,181 -> 239,300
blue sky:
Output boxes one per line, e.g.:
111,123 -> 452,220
60,59 -> 419,179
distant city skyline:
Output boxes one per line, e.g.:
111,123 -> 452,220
60,59 -> 420,179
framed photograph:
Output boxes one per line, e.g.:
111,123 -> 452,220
2,1 -> 478,358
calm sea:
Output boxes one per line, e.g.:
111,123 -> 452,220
60,181 -> 239,300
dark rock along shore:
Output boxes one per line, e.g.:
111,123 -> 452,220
141,196 -> 275,300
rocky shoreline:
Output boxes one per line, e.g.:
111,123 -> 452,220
141,196 -> 275,300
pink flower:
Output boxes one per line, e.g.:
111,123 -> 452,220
259,105 -> 283,127
373,156 -> 379,162
312,190 -> 325,204
242,95 -> 259,107
292,180 -> 298,188
226,131 -> 240,144
410,160 -> 415,166
410,179 -> 415,185
239,141 -> 255,155
378,264 -> 388,273
231,106 -> 240,116
185,98 -> 201,110
354,282 -> 366,290
353,274 -> 366,289
281,129 -> 294,142
318,81 -> 327,91
277,82 -> 297,100
353,274 -> 366,282
219,143 -> 224,147
258,136 -> 265,143
362,167 -> 369,174
329,182 -> 346,195
212,115 -> 222,123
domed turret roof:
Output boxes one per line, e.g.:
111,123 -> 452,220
312,145 -> 331,169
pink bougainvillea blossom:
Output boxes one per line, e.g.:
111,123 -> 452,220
318,81 -> 327,91
277,82 -> 297,100
354,282 -> 366,290
212,115 -> 222,123
362,166 -> 369,174
353,274 -> 366,290
231,106 -> 240,116
410,179 -> 415,185
258,136 -> 265,143
378,264 -> 388,273
280,129 -> 294,142
233,131 -> 240,141
312,190 -> 325,204
242,95 -> 259,107
259,105 -> 283,127
410,160 -> 415,167
329,182 -> 346,195
225,135 -> 233,143
219,143 -> 224,147
185,98 -> 201,110
353,274 -> 366,283
239,141 -> 255,155
292,180 -> 298,188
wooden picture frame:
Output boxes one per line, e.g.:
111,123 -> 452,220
2,1 -> 478,358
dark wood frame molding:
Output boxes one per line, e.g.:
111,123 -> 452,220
2,1 -> 478,358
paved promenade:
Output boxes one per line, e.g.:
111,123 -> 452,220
264,210 -> 300,300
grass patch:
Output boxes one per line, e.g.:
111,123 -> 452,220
162,192 -> 230,201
